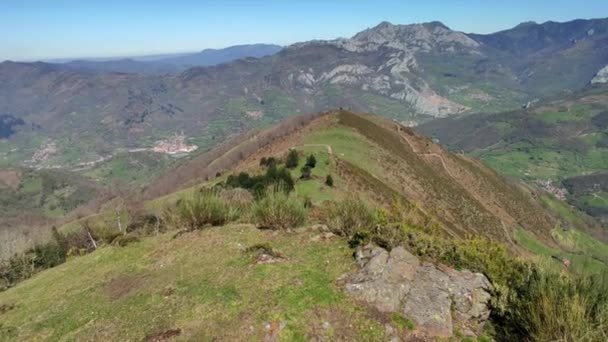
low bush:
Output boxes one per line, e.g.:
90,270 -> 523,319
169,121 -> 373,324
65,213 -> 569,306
252,190 -> 307,230
113,234 -> 141,247
300,165 -> 312,179
341,204 -> 608,341
126,213 -> 165,235
325,197 -> 375,237
164,189 -> 241,231
305,154 -> 317,168
225,165 -> 295,195
285,149 -> 299,169
325,174 -> 334,187
495,270 -> 608,342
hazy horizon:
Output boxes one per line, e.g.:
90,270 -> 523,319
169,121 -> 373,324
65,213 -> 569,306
1,0 -> 607,61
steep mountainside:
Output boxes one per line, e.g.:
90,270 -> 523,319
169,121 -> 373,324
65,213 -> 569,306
1,18 -> 607,177
418,84 -> 608,222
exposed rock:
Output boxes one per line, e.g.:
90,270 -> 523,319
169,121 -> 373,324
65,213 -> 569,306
309,232 -> 336,242
311,224 -> 331,232
299,21 -> 481,54
591,65 -> 608,84
344,244 -> 492,338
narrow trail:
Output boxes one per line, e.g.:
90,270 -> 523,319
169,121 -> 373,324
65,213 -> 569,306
397,129 -> 457,179
397,125 -> 520,247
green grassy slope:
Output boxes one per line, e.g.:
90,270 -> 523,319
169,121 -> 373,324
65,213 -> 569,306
418,86 -> 608,222
0,226 -> 390,341
4,111 -> 608,341
0,167 -> 99,220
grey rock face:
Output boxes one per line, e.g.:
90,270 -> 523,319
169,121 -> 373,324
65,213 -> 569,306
345,245 -> 492,338
592,65 -> 608,84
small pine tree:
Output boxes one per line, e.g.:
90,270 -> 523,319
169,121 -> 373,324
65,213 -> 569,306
260,157 -> 268,166
305,154 -> 317,168
285,149 -> 299,169
325,174 -> 334,187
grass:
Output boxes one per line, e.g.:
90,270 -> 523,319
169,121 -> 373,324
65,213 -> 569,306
292,147 -> 338,204
0,225 -> 387,341
302,125 -> 387,179
535,104 -> 597,124
481,146 -> 608,180
578,192 -> 608,208
515,228 -> 608,275
82,152 -> 175,185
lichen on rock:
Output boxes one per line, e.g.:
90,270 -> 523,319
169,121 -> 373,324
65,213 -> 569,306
344,244 -> 492,338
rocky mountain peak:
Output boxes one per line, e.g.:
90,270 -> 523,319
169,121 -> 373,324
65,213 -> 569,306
592,65 -> 608,84
349,20 -> 479,52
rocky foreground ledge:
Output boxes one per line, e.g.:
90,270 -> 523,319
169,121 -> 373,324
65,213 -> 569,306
342,244 -> 492,338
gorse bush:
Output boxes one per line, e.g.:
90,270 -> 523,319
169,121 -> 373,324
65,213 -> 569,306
252,189 -> 307,230
225,165 -> 295,195
165,189 -> 242,230
325,197 -> 375,237
496,270 -> 608,342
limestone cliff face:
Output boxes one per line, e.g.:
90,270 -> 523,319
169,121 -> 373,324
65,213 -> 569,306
592,65 -> 608,84
287,22 -> 476,116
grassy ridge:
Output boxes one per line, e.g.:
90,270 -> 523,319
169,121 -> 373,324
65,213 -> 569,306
0,226 -> 389,341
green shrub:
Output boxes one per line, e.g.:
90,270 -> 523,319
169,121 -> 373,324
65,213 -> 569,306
305,154 -> 317,168
325,174 -> 334,187
285,149 -> 299,169
326,197 -> 375,237
495,270 -> 608,342
300,165 -> 312,179
346,213 -> 608,341
252,190 -> 307,230
225,165 -> 294,195
165,189 -> 241,231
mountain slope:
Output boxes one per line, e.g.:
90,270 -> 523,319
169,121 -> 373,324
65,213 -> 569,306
1,18 -> 607,179
0,166 -> 101,260
157,43 -> 282,67
145,110 -> 558,246
3,111 -> 608,341
418,85 -> 608,223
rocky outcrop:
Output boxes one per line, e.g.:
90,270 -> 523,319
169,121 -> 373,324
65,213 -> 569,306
286,22 -> 474,117
591,65 -> 608,84
344,244 -> 492,338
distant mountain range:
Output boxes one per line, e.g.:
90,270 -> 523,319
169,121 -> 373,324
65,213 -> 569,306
54,43 -> 283,74
0,18 -> 606,175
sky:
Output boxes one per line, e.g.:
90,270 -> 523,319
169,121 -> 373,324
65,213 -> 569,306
0,0 -> 606,61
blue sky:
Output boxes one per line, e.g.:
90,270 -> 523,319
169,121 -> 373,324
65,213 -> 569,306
1,0 -> 606,61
